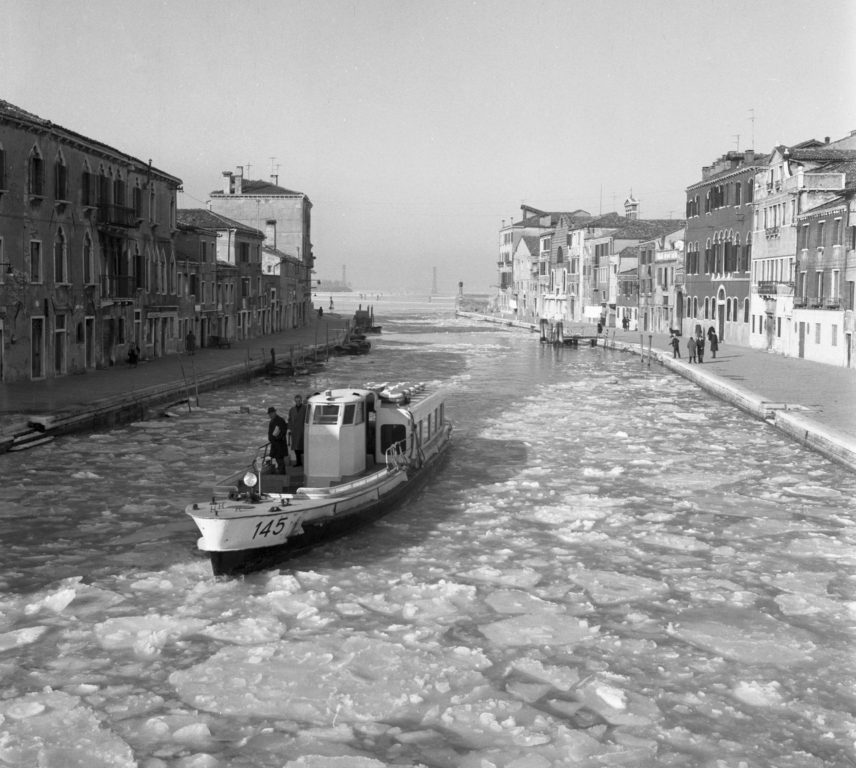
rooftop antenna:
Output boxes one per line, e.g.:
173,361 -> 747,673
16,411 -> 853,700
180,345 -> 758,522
733,134 -> 741,151
749,108 -> 755,150
244,161 -> 252,178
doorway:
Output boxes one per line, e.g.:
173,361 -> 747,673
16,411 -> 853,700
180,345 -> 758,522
31,317 -> 45,379
798,322 -> 806,358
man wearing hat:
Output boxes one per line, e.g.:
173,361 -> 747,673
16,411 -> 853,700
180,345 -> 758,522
267,406 -> 289,474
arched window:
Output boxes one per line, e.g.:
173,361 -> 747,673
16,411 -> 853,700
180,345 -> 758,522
29,145 -> 45,197
54,227 -> 67,283
82,232 -> 94,284
54,150 -> 68,201
81,160 -> 95,206
743,297 -> 750,323
704,297 -> 710,319
693,297 -> 698,318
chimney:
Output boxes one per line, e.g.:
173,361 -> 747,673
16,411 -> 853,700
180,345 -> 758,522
825,136 -> 830,144
234,167 -> 243,195
265,219 -> 277,248
270,174 -> 278,186
222,171 -> 232,195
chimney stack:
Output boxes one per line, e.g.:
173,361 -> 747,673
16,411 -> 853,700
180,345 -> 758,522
234,167 -> 243,195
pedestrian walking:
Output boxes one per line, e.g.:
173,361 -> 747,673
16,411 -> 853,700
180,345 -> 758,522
288,394 -> 307,467
696,334 -> 705,364
186,330 -> 196,355
708,327 -> 719,359
670,334 -> 681,358
687,336 -> 697,363
267,407 -> 288,474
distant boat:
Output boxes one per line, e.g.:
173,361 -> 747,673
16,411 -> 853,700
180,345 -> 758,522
185,382 -> 452,576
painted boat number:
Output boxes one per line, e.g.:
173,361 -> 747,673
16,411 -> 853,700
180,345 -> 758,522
252,516 -> 293,540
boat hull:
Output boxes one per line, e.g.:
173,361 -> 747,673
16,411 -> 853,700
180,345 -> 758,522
200,442 -> 449,577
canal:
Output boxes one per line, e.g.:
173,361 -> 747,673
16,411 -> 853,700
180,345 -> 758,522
1,295 -> 854,767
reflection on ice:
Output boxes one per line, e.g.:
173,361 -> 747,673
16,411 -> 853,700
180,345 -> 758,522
1,307 -> 856,766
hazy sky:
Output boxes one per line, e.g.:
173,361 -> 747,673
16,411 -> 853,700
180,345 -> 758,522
3,0 -> 855,293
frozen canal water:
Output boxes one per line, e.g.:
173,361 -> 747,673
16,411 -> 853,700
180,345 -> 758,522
1,295 -> 856,768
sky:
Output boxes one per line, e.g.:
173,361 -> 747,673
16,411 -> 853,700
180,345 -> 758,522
2,0 -> 855,294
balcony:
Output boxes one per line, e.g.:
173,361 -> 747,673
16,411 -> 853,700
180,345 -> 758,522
757,280 -> 794,297
765,226 -> 779,239
97,203 -> 138,230
100,274 -> 137,300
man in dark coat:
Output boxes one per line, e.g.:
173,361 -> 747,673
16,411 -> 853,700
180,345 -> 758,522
267,407 -> 288,474
288,394 -> 307,467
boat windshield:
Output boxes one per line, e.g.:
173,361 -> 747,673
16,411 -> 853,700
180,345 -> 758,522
312,404 -> 340,425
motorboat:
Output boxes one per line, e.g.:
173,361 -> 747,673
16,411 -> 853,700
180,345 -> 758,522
186,382 -> 452,576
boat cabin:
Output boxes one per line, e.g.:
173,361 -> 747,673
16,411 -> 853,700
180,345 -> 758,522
300,384 -> 446,487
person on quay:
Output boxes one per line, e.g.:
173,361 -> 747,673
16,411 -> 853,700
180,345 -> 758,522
670,333 -> 681,358
288,394 -> 308,467
686,335 -> 697,363
708,326 -> 719,359
696,333 -> 705,364
186,330 -> 196,356
267,406 -> 289,474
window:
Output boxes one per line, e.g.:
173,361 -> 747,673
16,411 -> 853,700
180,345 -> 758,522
54,155 -> 68,200
832,325 -> 838,346
239,242 -> 250,263
777,317 -> 781,337
815,323 -> 821,344
832,270 -> 840,301
0,145 -> 5,189
54,228 -> 67,283
312,404 -> 340,425
743,298 -> 749,323
816,271 -> 824,301
133,184 -> 143,218
83,233 -> 94,284
734,181 -> 741,206
832,218 -> 841,245
817,221 -> 825,248
29,240 -> 42,283
81,166 -> 95,206
29,148 -> 45,197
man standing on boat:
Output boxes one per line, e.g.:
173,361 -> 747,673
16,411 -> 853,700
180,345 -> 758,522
267,407 -> 288,474
288,394 -> 307,467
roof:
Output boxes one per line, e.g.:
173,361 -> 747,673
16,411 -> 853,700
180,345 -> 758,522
0,99 -> 182,186
613,219 -> 686,240
786,147 -> 856,163
177,208 -> 264,237
210,178 -> 306,197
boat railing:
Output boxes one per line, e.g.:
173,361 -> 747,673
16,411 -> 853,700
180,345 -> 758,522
385,439 -> 410,470
297,466 -> 392,498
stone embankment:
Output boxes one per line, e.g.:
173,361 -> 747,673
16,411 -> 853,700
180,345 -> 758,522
457,310 -> 856,473
0,316 -> 358,452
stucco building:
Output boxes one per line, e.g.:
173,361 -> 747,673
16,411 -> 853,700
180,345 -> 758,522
684,149 -> 765,345
208,168 -> 313,329
0,100 -> 181,382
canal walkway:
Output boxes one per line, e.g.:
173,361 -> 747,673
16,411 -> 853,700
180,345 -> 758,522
458,311 -> 856,473
0,314 -> 353,451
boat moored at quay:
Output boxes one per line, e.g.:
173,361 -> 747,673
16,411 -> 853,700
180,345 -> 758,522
186,382 -> 452,576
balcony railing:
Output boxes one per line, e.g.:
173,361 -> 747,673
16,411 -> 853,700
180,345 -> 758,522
757,280 -> 794,296
765,226 -> 779,239
100,274 -> 138,299
97,203 -> 138,229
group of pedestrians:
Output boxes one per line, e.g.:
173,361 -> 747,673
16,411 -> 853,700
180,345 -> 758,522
670,326 -> 719,363
266,394 -> 308,474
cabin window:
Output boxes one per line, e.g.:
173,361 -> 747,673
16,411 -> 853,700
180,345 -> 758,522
427,413 -> 432,439
312,404 -> 340,425
344,404 -> 356,424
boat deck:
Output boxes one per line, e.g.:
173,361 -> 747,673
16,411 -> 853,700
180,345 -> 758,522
258,458 -> 385,494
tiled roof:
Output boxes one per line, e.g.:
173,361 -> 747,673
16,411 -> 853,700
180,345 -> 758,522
0,100 -> 182,185
613,219 -> 686,239
177,208 -> 263,237
786,148 -> 856,163
211,179 -> 305,197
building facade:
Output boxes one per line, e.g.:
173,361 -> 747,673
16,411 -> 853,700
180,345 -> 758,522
684,150 -> 763,345
0,100 -> 181,383
750,142 -> 856,359
209,168 -> 313,329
